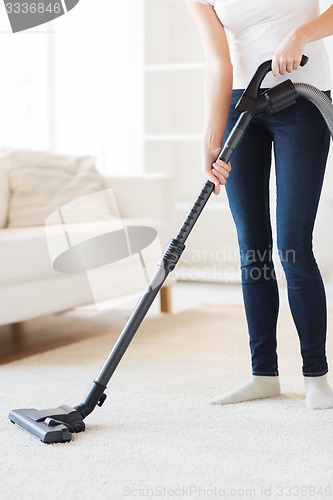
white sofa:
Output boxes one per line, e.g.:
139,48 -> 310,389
0,152 -> 175,327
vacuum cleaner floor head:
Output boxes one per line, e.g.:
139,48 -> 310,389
9,405 -> 85,444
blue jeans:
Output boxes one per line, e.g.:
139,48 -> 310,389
223,89 -> 331,377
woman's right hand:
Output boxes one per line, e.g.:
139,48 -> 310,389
203,147 -> 231,195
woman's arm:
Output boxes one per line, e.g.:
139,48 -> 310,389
272,4 -> 333,76
186,0 -> 233,194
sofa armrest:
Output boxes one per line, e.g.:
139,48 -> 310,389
102,174 -> 176,246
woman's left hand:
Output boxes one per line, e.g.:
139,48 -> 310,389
272,29 -> 306,76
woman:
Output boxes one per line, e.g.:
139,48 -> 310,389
186,0 -> 333,409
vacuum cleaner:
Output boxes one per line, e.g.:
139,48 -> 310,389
9,56 -> 333,443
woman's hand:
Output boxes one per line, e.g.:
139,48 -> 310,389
203,146 -> 231,195
273,4 -> 333,76
272,29 -> 306,76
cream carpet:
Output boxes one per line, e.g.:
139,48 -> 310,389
1,306 -> 333,500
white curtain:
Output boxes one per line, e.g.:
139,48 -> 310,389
50,0 -> 145,174
0,20 -> 51,150
0,1 -> 144,174
97,0 -> 145,174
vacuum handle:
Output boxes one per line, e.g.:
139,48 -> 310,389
176,179 -> 214,243
246,54 -> 308,99
176,110 -> 254,244
177,54 -> 309,241
177,119 -> 246,233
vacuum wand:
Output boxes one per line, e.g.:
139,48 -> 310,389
74,107 -> 259,419
73,54 -> 311,418
12,54 -> 328,444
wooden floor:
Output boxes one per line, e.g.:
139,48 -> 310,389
0,285 -> 174,365
0,309 -> 132,365
4,279 -> 327,366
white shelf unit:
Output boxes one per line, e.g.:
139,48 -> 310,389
143,0 -> 240,282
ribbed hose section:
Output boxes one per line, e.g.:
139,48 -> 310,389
294,83 -> 333,138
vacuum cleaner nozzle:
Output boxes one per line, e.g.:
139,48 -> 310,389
9,405 -> 85,444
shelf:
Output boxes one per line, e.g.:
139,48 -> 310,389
145,70 -> 204,134
145,133 -> 202,142
145,0 -> 181,3
176,201 -> 230,212
176,266 -> 241,284
144,62 -> 205,72
144,0 -> 205,65
143,0 -> 242,282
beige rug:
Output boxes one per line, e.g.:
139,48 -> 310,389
1,306 -> 333,500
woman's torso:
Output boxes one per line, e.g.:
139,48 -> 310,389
212,0 -> 330,89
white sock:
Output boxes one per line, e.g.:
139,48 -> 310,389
210,375 -> 281,405
304,374 -> 333,410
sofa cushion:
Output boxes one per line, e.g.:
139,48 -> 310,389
0,164 -> 9,228
0,218 -> 163,286
1,148 -> 113,228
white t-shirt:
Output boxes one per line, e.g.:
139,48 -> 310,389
192,0 -> 331,89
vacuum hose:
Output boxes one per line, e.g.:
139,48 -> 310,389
295,83 -> 333,138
